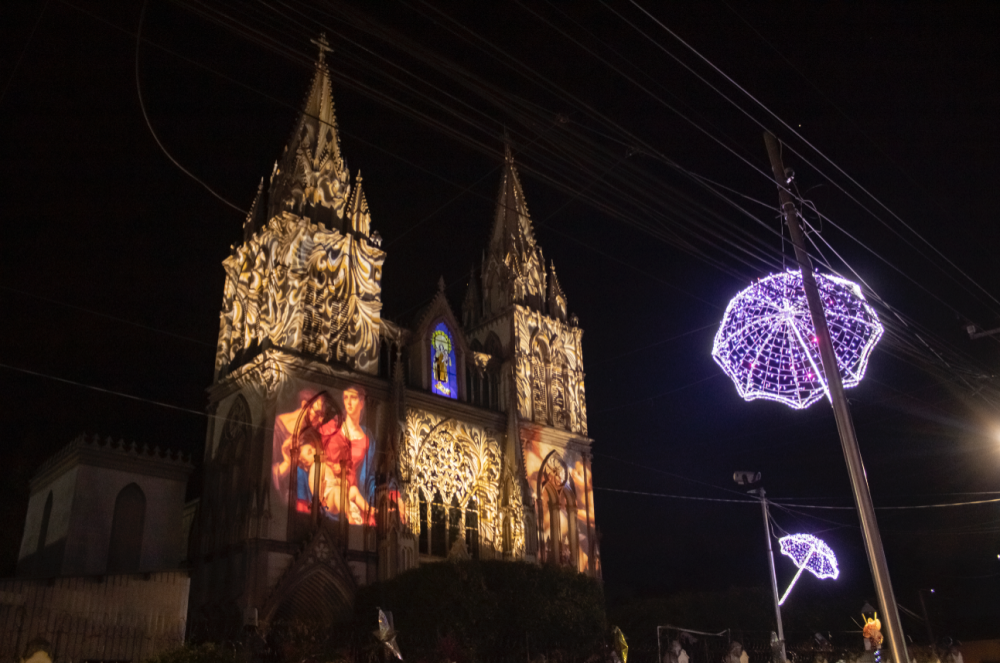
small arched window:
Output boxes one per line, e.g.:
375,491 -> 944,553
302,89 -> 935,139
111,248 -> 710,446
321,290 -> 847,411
430,322 -> 458,399
37,491 -> 53,555
219,394 -> 251,464
108,483 -> 146,573
448,495 -> 462,549
431,492 -> 447,556
465,498 -> 479,559
418,493 -> 429,554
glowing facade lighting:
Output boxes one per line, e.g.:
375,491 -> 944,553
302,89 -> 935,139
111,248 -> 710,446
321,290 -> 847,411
712,270 -> 883,410
778,533 -> 839,605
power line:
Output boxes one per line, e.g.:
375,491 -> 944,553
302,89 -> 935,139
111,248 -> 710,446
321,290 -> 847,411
0,285 -> 213,347
597,484 -> 1000,511
623,0 -> 1000,314
136,0 -> 246,214
595,486 -> 755,505
0,0 -> 51,107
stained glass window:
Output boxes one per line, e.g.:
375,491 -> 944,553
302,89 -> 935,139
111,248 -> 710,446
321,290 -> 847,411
430,322 -> 458,399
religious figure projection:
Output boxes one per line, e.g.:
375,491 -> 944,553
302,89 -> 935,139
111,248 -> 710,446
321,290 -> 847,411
431,322 -> 458,399
272,385 -> 375,525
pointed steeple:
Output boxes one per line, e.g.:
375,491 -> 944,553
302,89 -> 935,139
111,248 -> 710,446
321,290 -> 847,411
269,34 -> 351,224
547,260 -> 568,322
489,143 -> 538,264
462,265 -> 482,327
242,178 -> 267,243
483,142 -> 546,312
346,172 -> 372,237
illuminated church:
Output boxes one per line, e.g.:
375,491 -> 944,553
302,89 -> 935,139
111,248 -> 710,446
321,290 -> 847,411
188,41 -> 599,632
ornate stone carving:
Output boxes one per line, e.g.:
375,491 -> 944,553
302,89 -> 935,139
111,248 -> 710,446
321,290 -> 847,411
531,362 -> 548,424
215,48 -> 385,380
513,306 -> 587,435
402,408 -> 525,557
229,353 -> 289,402
482,145 -> 547,314
270,53 -> 351,222
216,213 -> 384,377
541,452 -> 568,489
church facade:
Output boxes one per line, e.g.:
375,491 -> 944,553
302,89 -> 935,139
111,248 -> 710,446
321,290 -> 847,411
188,41 -> 599,634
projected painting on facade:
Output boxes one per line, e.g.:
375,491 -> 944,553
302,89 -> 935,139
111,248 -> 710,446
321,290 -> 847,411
522,434 -> 595,573
271,385 -> 375,525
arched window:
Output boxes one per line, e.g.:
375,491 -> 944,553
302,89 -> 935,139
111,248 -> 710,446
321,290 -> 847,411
465,498 -> 479,559
219,395 -> 251,463
431,492 -> 447,556
561,489 -> 579,569
430,322 -> 458,399
108,483 -> 146,573
418,493 -> 429,554
448,495 -> 462,549
37,491 -> 53,555
544,485 -> 560,565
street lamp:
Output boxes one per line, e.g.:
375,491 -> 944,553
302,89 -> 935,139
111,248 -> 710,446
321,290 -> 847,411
734,471 -> 786,663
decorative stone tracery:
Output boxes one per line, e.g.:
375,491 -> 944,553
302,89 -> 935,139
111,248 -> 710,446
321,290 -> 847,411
514,306 -> 587,435
401,409 -> 525,557
216,210 -> 384,378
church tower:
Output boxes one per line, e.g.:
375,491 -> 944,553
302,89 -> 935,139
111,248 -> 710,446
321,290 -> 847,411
462,145 -> 596,572
190,41 -> 599,638
191,37 -> 388,635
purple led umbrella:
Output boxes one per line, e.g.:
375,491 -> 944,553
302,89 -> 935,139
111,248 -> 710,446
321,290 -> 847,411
712,270 -> 883,410
778,533 -> 839,605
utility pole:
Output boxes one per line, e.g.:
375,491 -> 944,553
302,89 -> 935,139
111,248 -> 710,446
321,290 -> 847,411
752,487 -> 786,663
918,590 -> 935,645
763,132 -> 909,663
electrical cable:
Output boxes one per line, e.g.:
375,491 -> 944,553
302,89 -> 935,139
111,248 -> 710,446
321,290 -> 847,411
587,322 -> 718,368
590,373 -> 724,414
624,0 -> 1000,314
594,487 -> 755,505
0,285 -> 213,347
72,0 -> 1000,400
136,0 -> 246,214
0,0 -> 51,107
594,485 -> 1000,511
4,357 -> 996,525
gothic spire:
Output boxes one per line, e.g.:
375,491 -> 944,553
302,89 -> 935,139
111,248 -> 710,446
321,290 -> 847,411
268,34 -> 351,223
242,178 -> 266,243
483,143 -> 546,311
489,143 -> 538,265
346,172 -> 372,237
547,260 -> 569,322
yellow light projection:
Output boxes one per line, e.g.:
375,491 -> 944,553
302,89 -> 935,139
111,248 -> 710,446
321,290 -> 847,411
401,408 -> 525,558
522,431 -> 595,574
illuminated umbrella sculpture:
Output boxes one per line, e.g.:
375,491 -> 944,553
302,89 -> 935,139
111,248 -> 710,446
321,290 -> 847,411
777,533 -> 839,605
711,270 -> 883,410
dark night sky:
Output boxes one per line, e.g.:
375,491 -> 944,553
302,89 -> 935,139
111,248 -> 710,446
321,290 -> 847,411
2,0 -> 999,642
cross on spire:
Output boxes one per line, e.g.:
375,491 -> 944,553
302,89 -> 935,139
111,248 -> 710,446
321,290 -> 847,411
310,33 -> 333,62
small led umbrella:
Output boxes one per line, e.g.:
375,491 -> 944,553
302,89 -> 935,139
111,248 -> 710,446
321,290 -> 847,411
778,533 -> 839,605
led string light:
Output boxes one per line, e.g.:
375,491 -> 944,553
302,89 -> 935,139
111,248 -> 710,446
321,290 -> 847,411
712,270 -> 884,410
777,533 -> 839,605
174,1 -> 984,324
621,0 -> 1000,316
254,0 -> 991,387
62,0 -> 1000,399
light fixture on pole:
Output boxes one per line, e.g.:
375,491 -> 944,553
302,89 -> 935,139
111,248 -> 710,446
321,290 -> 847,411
734,471 -> 786,663
744,132 -> 910,663
776,533 -> 839,605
